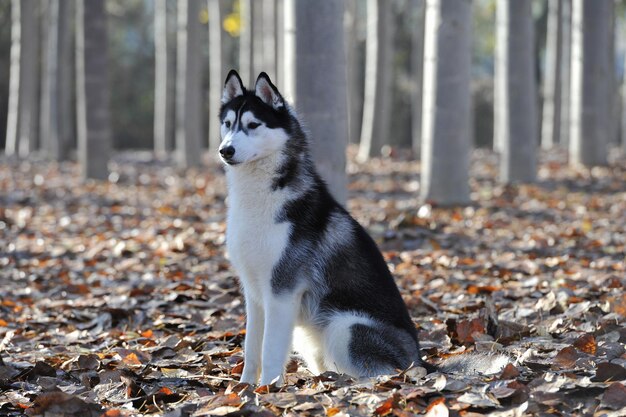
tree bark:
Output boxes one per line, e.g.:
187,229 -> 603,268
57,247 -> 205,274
154,0 -> 173,157
623,26 -> 626,154
208,0 -> 226,152
283,0 -> 348,204
18,0 -> 38,157
175,0 -> 203,168
345,0 -> 361,145
41,0 -> 72,161
497,0 -> 537,184
541,0 -> 562,150
560,0 -> 571,148
411,0 -> 426,158
238,0 -> 254,85
260,0 -> 276,79
357,0 -> 393,161
570,0 -> 611,166
76,0 -> 111,180
420,0 -> 471,205
6,0 -> 38,157
5,0 -> 22,156
493,0 -> 504,153
274,0 -> 285,87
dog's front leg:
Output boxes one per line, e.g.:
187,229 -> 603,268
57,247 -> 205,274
259,293 -> 300,385
241,296 -> 264,384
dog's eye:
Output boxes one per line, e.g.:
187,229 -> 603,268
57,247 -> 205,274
224,120 -> 231,128
248,122 -> 260,130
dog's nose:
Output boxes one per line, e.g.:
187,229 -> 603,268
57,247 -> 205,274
219,146 -> 235,159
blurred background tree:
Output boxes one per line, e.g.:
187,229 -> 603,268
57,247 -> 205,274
1,0 -> 626,199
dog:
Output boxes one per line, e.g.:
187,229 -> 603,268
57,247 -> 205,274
218,70 -> 508,385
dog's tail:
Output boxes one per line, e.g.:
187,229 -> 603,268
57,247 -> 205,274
434,353 -> 510,375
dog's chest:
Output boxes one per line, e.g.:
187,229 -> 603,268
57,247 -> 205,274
225,175 -> 291,294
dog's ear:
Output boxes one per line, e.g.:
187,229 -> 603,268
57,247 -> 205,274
222,70 -> 245,103
255,72 -> 284,109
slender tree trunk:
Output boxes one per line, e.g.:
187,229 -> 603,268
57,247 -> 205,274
420,0 -> 471,205
357,0 -> 393,161
41,0 -> 71,160
560,0 -> 571,149
76,0 -> 111,180
284,0 -> 348,204
154,0 -> 173,157
274,0 -> 285,86
497,0 -> 537,183
345,0 -> 361,145
5,0 -> 23,155
493,0 -> 504,153
208,0 -> 225,152
411,0 -> 426,158
570,0 -> 611,166
261,0 -> 276,79
239,0 -> 254,85
175,0 -> 203,168
622,29 -> 626,154
6,0 -> 38,157
18,0 -> 38,157
541,0 -> 562,150
607,2 -> 618,149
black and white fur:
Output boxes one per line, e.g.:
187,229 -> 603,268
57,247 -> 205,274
218,70 -> 507,385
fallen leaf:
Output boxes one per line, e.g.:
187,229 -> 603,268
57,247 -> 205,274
573,333 -> 596,355
593,362 -> 626,382
600,382 -> 626,410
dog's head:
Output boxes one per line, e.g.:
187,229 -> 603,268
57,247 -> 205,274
218,70 -> 291,166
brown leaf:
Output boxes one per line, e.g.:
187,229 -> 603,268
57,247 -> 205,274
601,382 -> 626,410
374,396 -> 396,416
424,398 -> 448,417
26,391 -> 103,417
498,363 -> 520,380
78,354 -> 101,370
573,333 -> 596,355
593,362 -> 626,382
553,346 -> 580,369
326,407 -> 341,416
230,361 -> 244,376
456,318 -> 485,345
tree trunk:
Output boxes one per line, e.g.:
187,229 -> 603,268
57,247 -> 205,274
283,0 -> 348,204
623,27 -> 626,154
175,0 -> 203,168
6,0 -> 38,157
541,0 -> 562,150
5,0 -> 22,155
208,0 -> 226,152
154,0 -> 173,157
239,0 -> 254,85
493,0 -> 504,153
345,0 -> 361,145
560,0 -> 571,148
274,0 -> 285,86
497,0 -> 537,184
607,2 -> 618,148
420,0 -> 471,205
411,0 -> 426,158
570,0 -> 611,166
41,0 -> 71,161
18,0 -> 38,157
76,0 -> 111,180
357,0 -> 393,161
260,0 -> 276,79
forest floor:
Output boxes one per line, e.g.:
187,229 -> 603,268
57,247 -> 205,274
0,147 -> 625,417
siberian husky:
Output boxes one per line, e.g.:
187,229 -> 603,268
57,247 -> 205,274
218,70 -> 508,385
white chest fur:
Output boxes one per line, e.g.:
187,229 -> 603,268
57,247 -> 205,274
225,161 -> 291,297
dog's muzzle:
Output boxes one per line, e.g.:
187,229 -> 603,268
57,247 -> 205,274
219,145 -> 236,163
